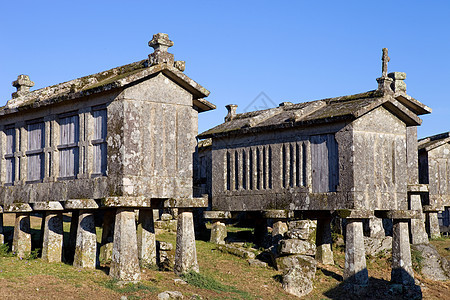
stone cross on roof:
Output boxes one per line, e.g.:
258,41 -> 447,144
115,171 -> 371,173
12,74 -> 34,98
382,48 -> 390,78
148,33 -> 175,67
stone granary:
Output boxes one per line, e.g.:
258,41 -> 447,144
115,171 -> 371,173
418,132 -> 450,236
0,33 -> 215,281
198,49 -> 432,291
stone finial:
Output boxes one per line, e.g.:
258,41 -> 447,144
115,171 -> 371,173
12,74 -> 34,98
376,48 -> 393,93
388,72 -> 407,93
382,48 -> 390,78
148,33 -> 175,66
225,104 -> 238,122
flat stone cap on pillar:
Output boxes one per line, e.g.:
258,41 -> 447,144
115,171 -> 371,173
336,209 -> 373,219
422,205 -> 444,213
33,201 -> 64,211
101,196 -> 151,207
164,196 -> 208,208
376,210 -> 421,220
64,199 -> 99,209
262,210 -> 292,219
407,184 -> 429,193
3,203 -> 33,212
204,211 -> 232,220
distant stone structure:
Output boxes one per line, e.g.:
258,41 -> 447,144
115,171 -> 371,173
418,132 -> 450,236
198,49 -> 431,294
0,33 -> 215,281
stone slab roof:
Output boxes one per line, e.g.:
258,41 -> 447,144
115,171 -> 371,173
418,132 -> 450,152
199,90 -> 430,139
3,33 -> 216,115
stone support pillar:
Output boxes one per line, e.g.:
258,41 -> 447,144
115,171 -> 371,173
409,194 -> 428,244
99,209 -> 115,263
42,212 -> 63,262
210,221 -> 227,244
391,220 -> 415,285
0,213 -> 4,244
174,211 -> 199,275
343,219 -> 368,286
426,212 -> 440,239
316,217 -> 334,265
137,209 -> 156,266
110,208 -> 141,282
73,210 -> 97,268
12,213 -> 32,258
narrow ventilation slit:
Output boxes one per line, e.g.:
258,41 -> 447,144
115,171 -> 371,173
249,148 -> 253,190
290,143 -> 294,187
302,143 -> 307,187
263,147 -> 267,189
257,148 -> 261,190
296,143 -> 300,187
242,150 -> 247,190
235,151 -> 239,190
282,144 -> 286,188
226,151 -> 231,191
268,146 -> 272,189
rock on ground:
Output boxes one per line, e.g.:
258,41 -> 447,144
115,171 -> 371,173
364,236 -> 392,256
158,291 -> 183,299
412,244 -> 450,281
278,255 -> 317,298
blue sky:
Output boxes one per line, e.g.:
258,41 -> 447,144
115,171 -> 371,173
1,1 -> 449,138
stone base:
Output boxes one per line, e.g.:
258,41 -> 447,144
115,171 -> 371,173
427,212 -> 441,239
137,209 -> 156,266
12,213 -> 31,258
316,218 -> 334,265
391,220 -> 415,285
343,219 -> 368,285
42,212 -> 63,263
73,211 -> 97,268
110,208 -> 141,282
99,209 -> 115,263
210,221 -> 227,244
174,211 -> 199,275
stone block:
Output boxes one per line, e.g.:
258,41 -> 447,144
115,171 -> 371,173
137,209 -> 156,266
391,220 -> 415,286
159,241 -> 174,251
73,211 -> 97,269
247,259 -> 268,268
276,254 -> 316,273
427,212 -> 441,239
174,211 -> 199,275
110,208 -> 141,282
157,291 -> 183,300
411,244 -> 449,281
343,220 -> 368,285
279,239 -> 315,256
217,244 -> 256,259
272,221 -> 288,237
41,212 -> 63,263
210,221 -> 226,244
282,260 -> 316,298
161,213 -> 173,221
12,213 -> 31,258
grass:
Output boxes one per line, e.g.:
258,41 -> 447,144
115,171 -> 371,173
411,248 -> 424,273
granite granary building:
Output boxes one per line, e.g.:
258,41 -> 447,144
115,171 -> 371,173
198,49 -> 432,296
419,132 -> 450,236
0,33 -> 215,281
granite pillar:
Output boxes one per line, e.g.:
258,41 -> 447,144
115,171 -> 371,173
210,221 -> 227,244
316,218 -> 334,265
343,219 -> 368,286
174,211 -> 199,275
410,194 -> 428,244
42,212 -> 63,263
427,212 -> 440,239
73,210 -> 97,268
391,220 -> 415,285
12,213 -> 32,258
99,209 -> 115,263
110,208 -> 141,282
137,209 -> 156,266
